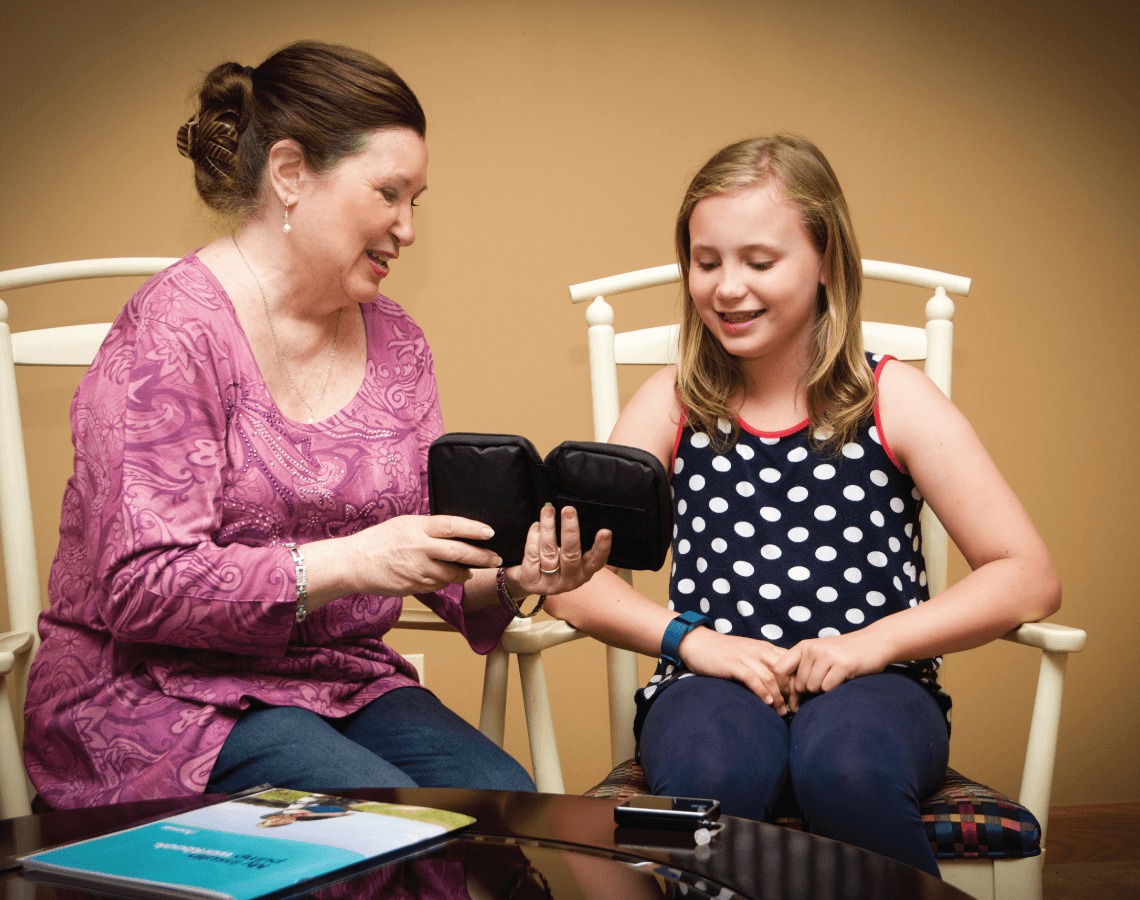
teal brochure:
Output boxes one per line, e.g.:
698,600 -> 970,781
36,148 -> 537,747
19,788 -> 475,899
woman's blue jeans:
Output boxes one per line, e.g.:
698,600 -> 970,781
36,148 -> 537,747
639,672 -> 949,876
207,686 -> 535,794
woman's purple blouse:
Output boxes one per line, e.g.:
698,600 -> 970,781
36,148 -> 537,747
23,255 -> 511,809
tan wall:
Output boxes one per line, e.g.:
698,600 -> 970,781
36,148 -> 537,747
2,0 -> 1136,805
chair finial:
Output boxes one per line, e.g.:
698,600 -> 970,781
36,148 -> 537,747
586,296 -> 614,327
926,286 -> 955,323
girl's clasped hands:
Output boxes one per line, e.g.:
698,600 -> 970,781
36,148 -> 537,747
677,629 -> 889,715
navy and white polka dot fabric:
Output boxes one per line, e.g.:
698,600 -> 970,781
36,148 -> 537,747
634,354 -> 951,733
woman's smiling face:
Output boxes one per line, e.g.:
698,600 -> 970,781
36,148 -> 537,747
293,127 -> 428,306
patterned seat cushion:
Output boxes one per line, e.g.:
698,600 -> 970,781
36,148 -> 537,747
585,759 -> 1041,859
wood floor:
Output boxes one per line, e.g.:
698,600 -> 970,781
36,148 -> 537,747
1041,802 -> 1140,899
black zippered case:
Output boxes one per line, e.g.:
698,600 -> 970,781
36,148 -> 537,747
427,433 -> 672,571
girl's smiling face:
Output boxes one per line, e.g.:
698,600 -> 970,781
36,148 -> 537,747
687,181 -> 825,370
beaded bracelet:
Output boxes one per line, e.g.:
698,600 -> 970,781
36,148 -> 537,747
284,542 -> 308,623
495,566 -> 546,619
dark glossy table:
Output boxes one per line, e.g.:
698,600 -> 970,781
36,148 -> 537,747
0,788 -> 970,899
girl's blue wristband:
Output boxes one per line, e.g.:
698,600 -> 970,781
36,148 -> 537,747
660,610 -> 712,665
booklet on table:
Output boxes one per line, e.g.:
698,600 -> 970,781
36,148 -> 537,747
19,787 -> 475,899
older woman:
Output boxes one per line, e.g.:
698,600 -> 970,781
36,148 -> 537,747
23,41 -> 609,810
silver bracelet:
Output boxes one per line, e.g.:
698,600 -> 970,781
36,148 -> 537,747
284,542 -> 308,623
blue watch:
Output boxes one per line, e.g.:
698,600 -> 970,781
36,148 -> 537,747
660,610 -> 712,666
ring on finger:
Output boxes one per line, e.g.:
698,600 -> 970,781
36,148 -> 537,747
540,566 -> 561,575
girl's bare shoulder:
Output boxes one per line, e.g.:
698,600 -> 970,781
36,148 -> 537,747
609,365 -> 682,468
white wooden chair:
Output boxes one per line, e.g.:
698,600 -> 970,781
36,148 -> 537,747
506,260 -> 1085,900
0,258 -> 548,817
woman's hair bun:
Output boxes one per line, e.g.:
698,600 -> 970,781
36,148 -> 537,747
176,62 -> 255,212
177,43 -> 426,217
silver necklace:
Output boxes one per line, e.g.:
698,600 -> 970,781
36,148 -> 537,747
232,234 -> 342,423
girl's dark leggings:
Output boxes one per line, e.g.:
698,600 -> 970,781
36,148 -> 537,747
639,671 -> 949,876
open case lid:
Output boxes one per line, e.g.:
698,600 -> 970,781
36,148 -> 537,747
428,433 -> 672,570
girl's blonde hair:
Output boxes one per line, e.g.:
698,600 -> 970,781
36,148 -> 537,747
674,134 -> 873,453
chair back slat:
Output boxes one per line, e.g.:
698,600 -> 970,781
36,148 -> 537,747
12,324 -> 112,367
862,322 -> 927,361
613,324 -> 679,366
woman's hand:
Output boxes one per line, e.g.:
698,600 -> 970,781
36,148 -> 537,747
502,504 -> 612,598
678,628 -> 790,716
344,514 -> 504,598
772,630 -> 891,712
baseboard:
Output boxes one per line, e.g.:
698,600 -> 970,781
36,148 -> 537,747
1046,802 -> 1140,865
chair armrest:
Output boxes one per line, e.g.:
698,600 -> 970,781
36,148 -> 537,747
500,619 -> 582,655
0,631 -> 34,676
0,632 -> 33,655
392,607 -> 584,652
392,607 -> 460,632
997,620 -> 1086,839
1002,621 -> 1086,653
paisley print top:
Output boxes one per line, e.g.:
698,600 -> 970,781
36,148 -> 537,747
23,254 -> 511,809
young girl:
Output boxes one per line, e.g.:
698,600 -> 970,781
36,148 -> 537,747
547,134 -> 1060,876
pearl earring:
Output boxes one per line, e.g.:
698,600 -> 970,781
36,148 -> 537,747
283,202 -> 292,235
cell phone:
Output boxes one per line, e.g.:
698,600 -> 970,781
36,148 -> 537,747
613,795 -> 721,831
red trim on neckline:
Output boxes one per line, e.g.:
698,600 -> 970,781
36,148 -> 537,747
673,411 -> 806,453
737,416 -> 811,439
675,354 -> 900,465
